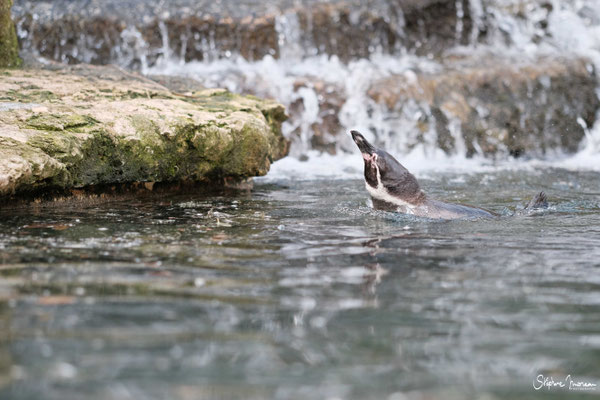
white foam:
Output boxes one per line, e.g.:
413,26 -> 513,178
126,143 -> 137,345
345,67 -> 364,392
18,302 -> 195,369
258,150 -> 362,181
260,147 -> 502,182
260,143 -> 600,182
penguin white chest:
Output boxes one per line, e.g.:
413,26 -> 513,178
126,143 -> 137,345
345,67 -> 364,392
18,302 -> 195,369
364,168 -> 416,212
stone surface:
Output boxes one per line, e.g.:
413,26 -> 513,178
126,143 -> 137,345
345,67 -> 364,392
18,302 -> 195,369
0,0 -> 20,67
294,0 -> 473,60
12,0 -> 474,67
367,56 -> 599,157
146,74 -> 206,94
0,64 -> 288,198
287,77 -> 345,155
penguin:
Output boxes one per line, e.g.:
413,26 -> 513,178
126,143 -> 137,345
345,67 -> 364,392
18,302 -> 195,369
350,130 -> 547,220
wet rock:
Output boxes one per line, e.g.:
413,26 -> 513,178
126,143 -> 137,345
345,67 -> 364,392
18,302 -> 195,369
367,56 -> 599,157
12,0 -> 475,67
0,0 -> 20,67
13,5 -> 280,67
295,0 -> 473,60
146,74 -> 206,94
288,77 -> 345,155
0,64 -> 288,199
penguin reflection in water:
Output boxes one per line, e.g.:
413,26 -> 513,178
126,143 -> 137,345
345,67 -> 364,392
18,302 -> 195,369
350,130 -> 547,220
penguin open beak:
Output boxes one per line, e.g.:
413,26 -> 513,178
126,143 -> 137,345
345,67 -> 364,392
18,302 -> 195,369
351,130 -> 376,155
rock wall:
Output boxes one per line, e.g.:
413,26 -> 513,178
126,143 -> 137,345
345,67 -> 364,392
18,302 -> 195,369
367,56 -> 599,157
0,65 -> 288,199
12,0 -> 474,66
0,0 -> 20,67
277,55 -> 599,158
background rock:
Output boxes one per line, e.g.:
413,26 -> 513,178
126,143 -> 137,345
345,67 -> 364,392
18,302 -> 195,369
12,0 -> 475,67
366,56 -> 599,157
0,0 -> 20,67
287,78 -> 344,155
0,64 -> 288,199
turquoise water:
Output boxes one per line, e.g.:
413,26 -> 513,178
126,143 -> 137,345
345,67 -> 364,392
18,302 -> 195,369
0,168 -> 599,399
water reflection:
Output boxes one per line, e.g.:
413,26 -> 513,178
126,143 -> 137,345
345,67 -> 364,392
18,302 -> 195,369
0,169 -> 599,399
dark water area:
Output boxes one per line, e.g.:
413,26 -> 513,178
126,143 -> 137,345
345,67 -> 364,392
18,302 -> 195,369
0,169 -> 599,399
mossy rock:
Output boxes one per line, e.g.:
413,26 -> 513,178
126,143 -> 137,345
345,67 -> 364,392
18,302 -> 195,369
25,113 -> 97,131
0,66 -> 289,199
0,0 -> 21,68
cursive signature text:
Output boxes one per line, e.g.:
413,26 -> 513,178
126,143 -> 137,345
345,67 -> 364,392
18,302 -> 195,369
533,374 -> 597,391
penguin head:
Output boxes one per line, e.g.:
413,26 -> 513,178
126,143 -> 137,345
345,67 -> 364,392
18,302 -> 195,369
350,130 -> 376,156
350,130 -> 425,205
351,130 -> 378,188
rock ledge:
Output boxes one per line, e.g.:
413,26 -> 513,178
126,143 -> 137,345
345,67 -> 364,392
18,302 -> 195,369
0,65 -> 288,200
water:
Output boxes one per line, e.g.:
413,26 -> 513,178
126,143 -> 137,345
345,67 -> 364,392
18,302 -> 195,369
1,168 -> 599,399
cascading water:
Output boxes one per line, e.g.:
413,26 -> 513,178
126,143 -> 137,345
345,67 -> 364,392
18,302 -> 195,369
12,0 -> 600,176
148,0 -> 600,176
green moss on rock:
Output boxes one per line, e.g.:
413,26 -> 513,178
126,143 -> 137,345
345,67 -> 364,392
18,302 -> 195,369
27,131 -> 82,165
191,123 -> 235,162
0,67 -> 289,199
223,122 -> 270,176
0,0 -> 21,68
25,113 -> 97,132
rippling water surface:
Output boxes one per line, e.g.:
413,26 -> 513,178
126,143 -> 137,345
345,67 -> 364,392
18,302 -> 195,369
1,168 -> 599,399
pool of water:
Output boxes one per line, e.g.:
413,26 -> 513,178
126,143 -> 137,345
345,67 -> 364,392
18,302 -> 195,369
0,168 -> 599,399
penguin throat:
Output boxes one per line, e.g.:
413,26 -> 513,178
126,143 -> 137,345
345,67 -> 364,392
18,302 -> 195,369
363,154 -> 378,188
365,164 -> 421,209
